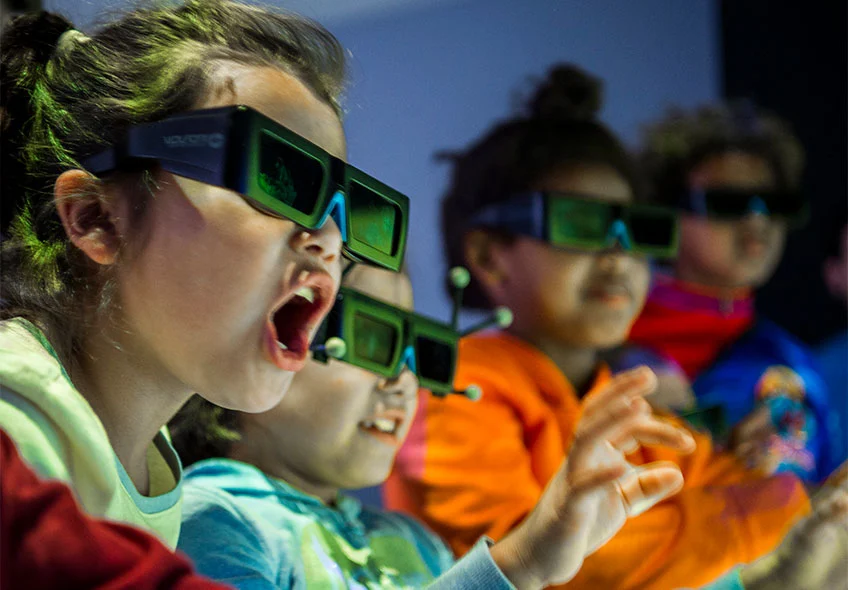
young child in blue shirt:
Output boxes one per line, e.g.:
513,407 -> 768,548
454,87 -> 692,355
173,262 -> 697,589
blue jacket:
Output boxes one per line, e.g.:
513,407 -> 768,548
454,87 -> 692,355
694,319 -> 834,482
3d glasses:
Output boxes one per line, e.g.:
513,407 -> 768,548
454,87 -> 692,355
312,269 -> 512,398
468,192 -> 680,259
83,105 -> 409,271
680,188 -> 808,226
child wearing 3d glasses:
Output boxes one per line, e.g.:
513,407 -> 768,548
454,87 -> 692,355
624,102 -> 835,483
171,262 -> 696,589
384,65 -> 811,590
0,0 -> 409,545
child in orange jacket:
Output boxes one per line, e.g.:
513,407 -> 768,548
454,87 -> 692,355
384,64 -> 810,590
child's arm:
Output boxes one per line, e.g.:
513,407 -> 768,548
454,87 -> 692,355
425,368 -> 695,589
567,417 -> 810,589
389,360 -> 810,589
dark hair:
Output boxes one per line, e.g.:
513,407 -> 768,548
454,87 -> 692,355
170,395 -> 242,467
440,64 -> 642,310
640,100 -> 805,207
1,1 -> 346,366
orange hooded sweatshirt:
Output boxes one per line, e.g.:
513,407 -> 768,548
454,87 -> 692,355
384,332 -> 810,589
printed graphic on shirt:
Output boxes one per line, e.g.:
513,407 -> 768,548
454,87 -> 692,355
300,522 -> 436,589
752,366 -> 815,475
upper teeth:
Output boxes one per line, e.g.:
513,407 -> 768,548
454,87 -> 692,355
295,286 -> 315,304
373,418 -> 396,433
361,418 -> 398,434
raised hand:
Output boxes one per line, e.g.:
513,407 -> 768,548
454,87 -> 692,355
490,367 -> 697,589
740,460 -> 848,590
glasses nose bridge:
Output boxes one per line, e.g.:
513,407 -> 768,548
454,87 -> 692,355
397,342 -> 417,376
377,361 -> 418,398
747,195 -> 770,218
316,189 -> 349,243
605,218 -> 633,251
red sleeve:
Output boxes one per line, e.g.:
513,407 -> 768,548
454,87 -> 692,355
0,430 -> 230,590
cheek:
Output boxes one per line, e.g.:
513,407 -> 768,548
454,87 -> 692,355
299,364 -> 377,426
124,186 -> 289,326
681,219 -> 735,259
538,254 -> 590,310
768,224 -> 788,251
631,260 -> 652,309
274,378 -> 363,440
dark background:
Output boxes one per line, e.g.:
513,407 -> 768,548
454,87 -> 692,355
722,0 -> 848,345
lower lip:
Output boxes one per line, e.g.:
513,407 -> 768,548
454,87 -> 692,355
358,424 -> 400,447
587,292 -> 631,308
264,325 -> 308,372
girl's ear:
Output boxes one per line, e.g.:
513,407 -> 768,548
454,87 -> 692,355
54,169 -> 123,266
464,229 -> 511,302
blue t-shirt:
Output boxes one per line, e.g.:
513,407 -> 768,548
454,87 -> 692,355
178,458 -> 513,589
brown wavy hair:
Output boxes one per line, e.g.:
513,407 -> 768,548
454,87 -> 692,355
1,1 -> 346,370
639,100 -> 805,207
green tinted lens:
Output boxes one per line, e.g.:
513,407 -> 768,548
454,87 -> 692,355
352,311 -> 398,367
415,335 -> 455,389
348,180 -> 401,257
627,210 -> 678,256
257,130 -> 326,217
548,198 -> 611,248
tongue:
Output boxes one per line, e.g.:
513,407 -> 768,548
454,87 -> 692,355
273,299 -> 312,354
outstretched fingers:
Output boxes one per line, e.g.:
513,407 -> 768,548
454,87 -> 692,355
573,400 -> 695,467
615,461 -> 685,517
581,367 -> 657,416
607,416 -> 696,455
567,464 -> 630,497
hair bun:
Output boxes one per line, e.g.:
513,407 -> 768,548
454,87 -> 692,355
1,11 -> 76,71
528,64 -> 603,122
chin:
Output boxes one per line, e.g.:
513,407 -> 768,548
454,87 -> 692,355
343,467 -> 391,492
209,373 -> 294,414
723,265 -> 771,290
584,326 -> 630,350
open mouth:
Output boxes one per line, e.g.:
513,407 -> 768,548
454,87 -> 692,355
358,409 -> 406,446
265,274 -> 334,372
